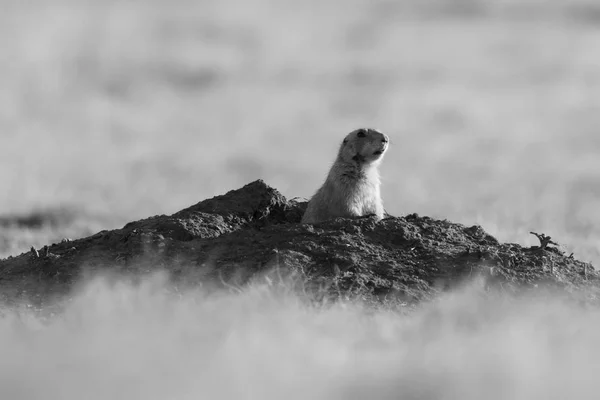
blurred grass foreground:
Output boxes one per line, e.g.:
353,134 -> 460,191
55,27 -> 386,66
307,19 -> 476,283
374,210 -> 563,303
1,0 -> 600,265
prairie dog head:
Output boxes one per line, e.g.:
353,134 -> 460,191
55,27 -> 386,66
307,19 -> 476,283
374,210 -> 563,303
338,128 -> 389,165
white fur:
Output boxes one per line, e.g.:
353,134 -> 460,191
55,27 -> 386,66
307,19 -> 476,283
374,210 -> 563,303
302,129 -> 388,224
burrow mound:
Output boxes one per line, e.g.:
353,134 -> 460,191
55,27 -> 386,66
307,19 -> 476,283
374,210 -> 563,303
0,180 -> 598,305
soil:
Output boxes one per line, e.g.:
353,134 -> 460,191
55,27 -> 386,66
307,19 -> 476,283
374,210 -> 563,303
0,180 -> 598,306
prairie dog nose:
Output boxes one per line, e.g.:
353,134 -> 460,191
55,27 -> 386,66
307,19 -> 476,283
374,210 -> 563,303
367,128 -> 388,143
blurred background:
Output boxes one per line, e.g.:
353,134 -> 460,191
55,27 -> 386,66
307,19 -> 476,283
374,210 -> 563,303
1,0 -> 599,264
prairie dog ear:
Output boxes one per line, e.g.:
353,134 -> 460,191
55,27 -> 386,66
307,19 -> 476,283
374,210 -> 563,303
342,138 -> 349,145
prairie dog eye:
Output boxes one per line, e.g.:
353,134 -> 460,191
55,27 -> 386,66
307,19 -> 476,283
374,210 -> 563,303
356,129 -> 366,138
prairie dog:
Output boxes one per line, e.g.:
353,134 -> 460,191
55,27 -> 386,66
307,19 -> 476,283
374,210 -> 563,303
301,128 -> 389,224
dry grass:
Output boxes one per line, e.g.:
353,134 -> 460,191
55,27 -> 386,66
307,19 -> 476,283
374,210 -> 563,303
1,273 -> 600,400
2,0 -> 600,263
2,2 -> 600,397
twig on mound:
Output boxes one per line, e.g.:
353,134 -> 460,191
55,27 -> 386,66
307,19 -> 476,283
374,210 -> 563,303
530,232 -> 558,250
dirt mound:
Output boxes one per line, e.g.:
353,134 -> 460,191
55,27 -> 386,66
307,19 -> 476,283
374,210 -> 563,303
0,180 -> 598,305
